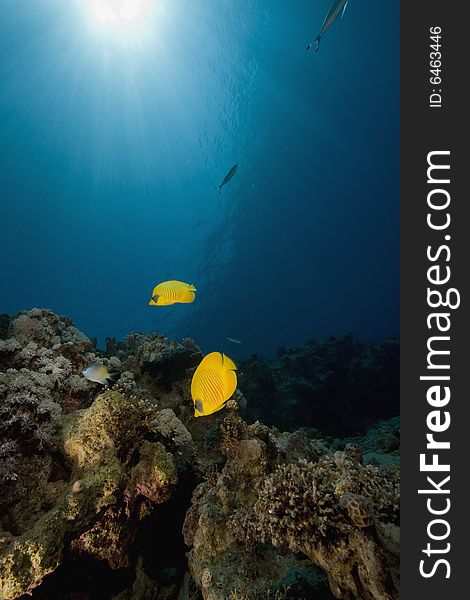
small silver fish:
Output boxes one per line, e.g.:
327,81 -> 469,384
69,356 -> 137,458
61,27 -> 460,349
216,164 -> 238,193
82,363 -> 120,385
307,0 -> 349,52
226,337 -> 242,344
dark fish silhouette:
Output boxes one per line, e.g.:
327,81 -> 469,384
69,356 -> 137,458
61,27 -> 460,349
306,0 -> 349,52
216,164 -> 238,193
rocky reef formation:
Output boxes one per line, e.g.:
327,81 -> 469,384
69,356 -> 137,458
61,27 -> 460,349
239,335 -> 399,436
0,309 -> 400,600
183,420 -> 399,600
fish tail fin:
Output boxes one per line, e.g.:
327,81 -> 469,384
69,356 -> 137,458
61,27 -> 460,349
306,35 -> 321,51
106,372 -> 121,385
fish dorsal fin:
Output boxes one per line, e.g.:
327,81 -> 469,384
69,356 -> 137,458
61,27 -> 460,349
203,352 -> 236,372
341,0 -> 349,18
222,353 -> 237,371
202,351 -> 224,370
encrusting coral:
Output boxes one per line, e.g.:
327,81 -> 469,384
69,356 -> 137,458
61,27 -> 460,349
0,308 -> 400,600
184,428 -> 399,600
249,448 -> 399,598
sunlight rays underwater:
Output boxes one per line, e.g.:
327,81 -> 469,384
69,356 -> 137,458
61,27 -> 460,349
1,1 -> 264,342
0,0 -> 399,354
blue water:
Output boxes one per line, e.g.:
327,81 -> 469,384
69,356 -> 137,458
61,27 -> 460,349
0,0 -> 399,357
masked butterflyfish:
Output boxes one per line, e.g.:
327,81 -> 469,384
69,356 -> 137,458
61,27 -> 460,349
149,280 -> 197,306
191,352 -> 237,417
82,364 -> 120,385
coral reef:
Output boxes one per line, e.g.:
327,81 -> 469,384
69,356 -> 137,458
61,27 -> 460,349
250,450 -> 399,598
239,334 -> 399,436
0,388 -> 179,596
338,417 -> 400,466
0,309 -> 195,599
0,308 -> 400,600
184,424 -> 399,600
0,309 -> 97,547
0,314 -> 11,340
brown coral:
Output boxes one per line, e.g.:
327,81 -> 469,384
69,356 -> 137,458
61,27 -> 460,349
185,436 -> 399,600
250,458 -> 399,599
339,493 -> 374,528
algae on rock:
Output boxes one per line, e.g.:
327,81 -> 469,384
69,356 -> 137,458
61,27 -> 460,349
0,389 -> 178,598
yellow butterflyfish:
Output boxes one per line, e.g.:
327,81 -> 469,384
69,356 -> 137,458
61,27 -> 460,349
191,352 -> 237,417
149,280 -> 197,306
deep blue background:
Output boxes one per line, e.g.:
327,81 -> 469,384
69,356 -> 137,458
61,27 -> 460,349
0,0 -> 399,356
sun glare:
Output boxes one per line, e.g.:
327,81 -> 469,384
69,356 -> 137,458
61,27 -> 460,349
89,0 -> 150,30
